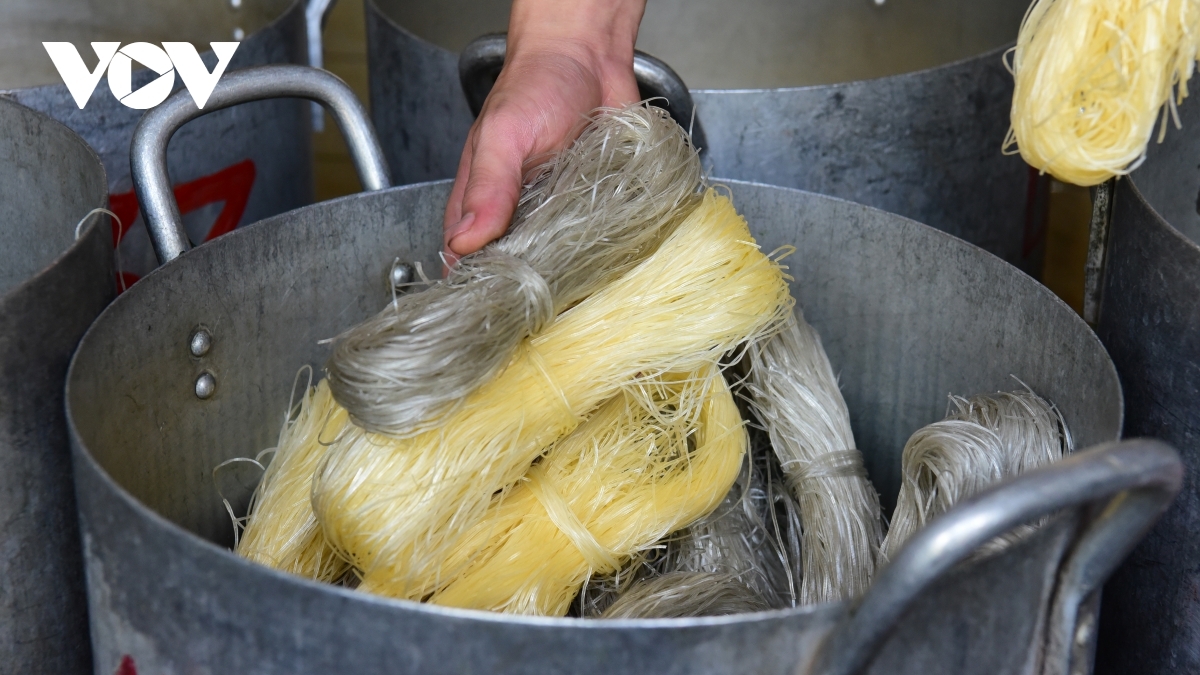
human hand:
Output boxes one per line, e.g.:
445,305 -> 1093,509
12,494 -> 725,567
442,0 -> 647,262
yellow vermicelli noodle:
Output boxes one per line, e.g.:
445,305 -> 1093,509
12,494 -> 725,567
1007,0 -> 1200,185
237,378 -> 350,583
360,365 -> 745,615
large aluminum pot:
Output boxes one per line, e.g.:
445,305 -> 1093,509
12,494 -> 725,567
365,0 -> 1043,273
0,0 -> 330,285
0,98 -> 115,672
63,65 -> 1175,675
1092,105 -> 1200,675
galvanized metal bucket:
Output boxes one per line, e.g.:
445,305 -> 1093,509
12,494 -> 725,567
0,98 -> 115,672
64,65 -> 1175,675
364,0 -> 1044,273
1091,106 -> 1200,675
0,0 -> 332,285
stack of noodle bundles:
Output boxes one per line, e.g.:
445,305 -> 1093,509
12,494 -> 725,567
308,189 -> 790,599
1007,0 -> 1200,185
880,390 -> 1073,562
236,104 -> 795,613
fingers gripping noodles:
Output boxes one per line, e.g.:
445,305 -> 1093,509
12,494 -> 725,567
1007,0 -> 1200,185
326,105 -> 704,436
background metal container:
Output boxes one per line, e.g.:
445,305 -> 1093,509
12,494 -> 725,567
62,66 -> 1146,675
365,0 -> 1043,272
0,0 -> 311,285
1093,106 -> 1200,675
0,98 -> 115,672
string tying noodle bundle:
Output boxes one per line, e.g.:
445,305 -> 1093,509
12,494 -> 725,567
1007,0 -> 1200,185
326,104 -> 703,436
236,190 -> 791,599
361,364 -> 745,615
601,572 -> 769,619
880,390 -> 1072,562
745,313 -> 884,604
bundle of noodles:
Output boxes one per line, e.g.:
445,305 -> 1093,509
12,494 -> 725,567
366,364 -> 745,615
1006,0 -> 1200,185
745,313 -> 884,604
237,377 -> 350,581
238,188 -> 793,600
659,442 -> 793,609
326,103 -> 703,436
880,390 -> 1072,562
601,572 -> 770,619
579,429 -> 804,619
593,448 -> 801,619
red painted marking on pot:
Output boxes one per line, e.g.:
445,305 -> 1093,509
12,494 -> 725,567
106,159 -> 257,292
115,654 -> 137,675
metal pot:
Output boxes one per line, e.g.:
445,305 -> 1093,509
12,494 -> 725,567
365,0 -> 1043,273
0,0 -> 339,285
64,65 -> 1173,675
0,98 -> 115,672
1091,105 -> 1200,675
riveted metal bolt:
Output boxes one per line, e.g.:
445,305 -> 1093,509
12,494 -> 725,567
390,261 -> 415,292
189,328 -> 213,357
195,372 -> 217,400
233,27 -> 246,40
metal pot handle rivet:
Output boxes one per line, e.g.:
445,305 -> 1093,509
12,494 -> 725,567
389,260 -> 415,294
458,33 -> 707,153
189,327 -> 213,357
806,439 -> 1182,675
131,64 -> 392,266
194,371 -> 217,400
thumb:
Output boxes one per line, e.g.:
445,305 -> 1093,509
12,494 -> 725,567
445,116 -> 532,256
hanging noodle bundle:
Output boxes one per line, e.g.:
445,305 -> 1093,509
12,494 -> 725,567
238,188 -> 792,604
1007,0 -> 1200,185
880,390 -> 1072,562
326,104 -> 703,436
744,313 -> 884,604
368,364 -> 745,614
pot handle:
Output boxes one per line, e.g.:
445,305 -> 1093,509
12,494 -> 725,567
131,64 -> 391,265
458,33 -> 707,153
805,438 -> 1182,675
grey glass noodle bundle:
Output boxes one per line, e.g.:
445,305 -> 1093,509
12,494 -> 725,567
601,572 -> 770,619
880,390 -> 1073,562
325,104 -> 704,436
745,313 -> 885,604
